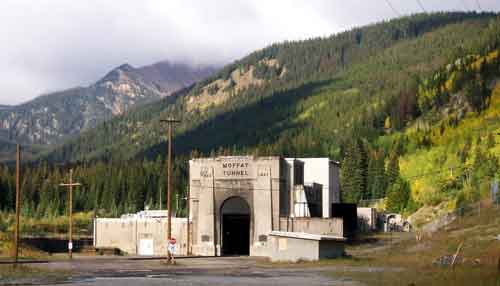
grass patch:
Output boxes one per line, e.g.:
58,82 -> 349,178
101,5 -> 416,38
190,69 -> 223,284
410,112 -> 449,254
0,264 -> 70,283
263,205 -> 500,285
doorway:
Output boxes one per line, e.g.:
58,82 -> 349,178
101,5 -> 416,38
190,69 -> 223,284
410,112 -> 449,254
220,196 -> 250,256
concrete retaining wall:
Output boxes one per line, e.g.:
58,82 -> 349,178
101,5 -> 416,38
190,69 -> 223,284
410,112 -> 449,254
278,217 -> 343,237
94,217 -> 189,255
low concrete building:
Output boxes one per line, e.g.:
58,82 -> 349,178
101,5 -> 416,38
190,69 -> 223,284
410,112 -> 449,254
267,231 -> 346,262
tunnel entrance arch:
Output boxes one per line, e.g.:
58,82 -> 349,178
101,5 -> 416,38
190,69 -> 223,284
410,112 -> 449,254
220,196 -> 251,256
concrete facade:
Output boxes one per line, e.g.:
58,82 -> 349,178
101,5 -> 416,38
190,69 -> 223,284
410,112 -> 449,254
189,156 -> 345,258
94,217 -> 189,255
189,156 -> 284,257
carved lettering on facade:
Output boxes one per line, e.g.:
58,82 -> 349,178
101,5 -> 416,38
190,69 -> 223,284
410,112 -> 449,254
200,167 -> 211,178
218,160 -> 254,179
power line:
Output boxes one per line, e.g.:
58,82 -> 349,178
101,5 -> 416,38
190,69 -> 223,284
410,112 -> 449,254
189,164 -> 469,193
384,0 -> 402,17
416,0 -> 427,13
475,0 -> 482,11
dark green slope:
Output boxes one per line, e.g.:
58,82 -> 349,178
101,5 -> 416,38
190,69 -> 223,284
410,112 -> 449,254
41,12 -> 500,163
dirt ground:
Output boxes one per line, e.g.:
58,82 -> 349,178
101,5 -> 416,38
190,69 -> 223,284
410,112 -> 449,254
2,206 -> 499,286
1,256 -> 368,286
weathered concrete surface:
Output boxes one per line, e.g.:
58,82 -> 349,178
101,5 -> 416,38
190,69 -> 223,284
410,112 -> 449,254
268,232 -> 345,262
189,156 -> 345,258
278,217 -> 343,236
94,217 -> 189,255
189,156 -> 284,256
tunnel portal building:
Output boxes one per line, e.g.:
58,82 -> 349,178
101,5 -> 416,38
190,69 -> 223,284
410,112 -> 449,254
189,156 -> 345,258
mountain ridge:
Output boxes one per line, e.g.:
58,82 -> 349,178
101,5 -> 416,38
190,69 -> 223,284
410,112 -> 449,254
0,60 -> 217,148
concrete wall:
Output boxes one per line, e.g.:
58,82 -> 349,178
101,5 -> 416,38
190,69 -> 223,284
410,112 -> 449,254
277,217 -> 343,237
189,156 -> 282,256
94,217 -> 189,255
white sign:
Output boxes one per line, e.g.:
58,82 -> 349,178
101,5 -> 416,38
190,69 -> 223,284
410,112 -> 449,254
168,242 -> 177,255
68,242 -> 73,250
139,239 -> 154,256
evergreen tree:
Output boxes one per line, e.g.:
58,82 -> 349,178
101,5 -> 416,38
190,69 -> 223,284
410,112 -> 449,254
386,177 -> 410,213
367,148 -> 387,199
340,139 -> 368,203
386,151 -> 400,187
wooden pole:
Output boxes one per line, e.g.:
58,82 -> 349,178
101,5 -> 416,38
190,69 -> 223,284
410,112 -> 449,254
186,186 -> 190,256
160,117 -> 179,263
69,169 -> 73,259
13,144 -> 21,267
167,122 -> 172,245
269,167 -> 273,231
59,169 -> 81,260
212,167 -> 217,256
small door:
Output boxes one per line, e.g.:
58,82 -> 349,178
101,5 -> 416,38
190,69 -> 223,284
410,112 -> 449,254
139,238 -> 154,255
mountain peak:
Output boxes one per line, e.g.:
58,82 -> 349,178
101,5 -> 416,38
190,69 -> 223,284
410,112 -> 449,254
97,63 -> 138,84
116,63 -> 135,72
0,58 -> 217,146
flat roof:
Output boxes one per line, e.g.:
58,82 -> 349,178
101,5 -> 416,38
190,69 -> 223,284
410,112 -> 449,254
269,231 -> 346,241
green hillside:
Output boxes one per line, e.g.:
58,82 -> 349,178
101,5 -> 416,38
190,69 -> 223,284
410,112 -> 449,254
395,51 -> 500,212
41,12 -> 497,162
0,12 -> 499,219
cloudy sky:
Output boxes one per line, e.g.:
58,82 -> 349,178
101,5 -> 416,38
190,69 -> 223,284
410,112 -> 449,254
1,0 -> 500,105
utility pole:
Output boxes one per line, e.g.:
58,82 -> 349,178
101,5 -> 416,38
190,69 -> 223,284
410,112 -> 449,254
59,169 -> 81,259
186,186 -> 190,256
13,144 -> 21,267
175,193 -> 179,217
160,117 -> 180,263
